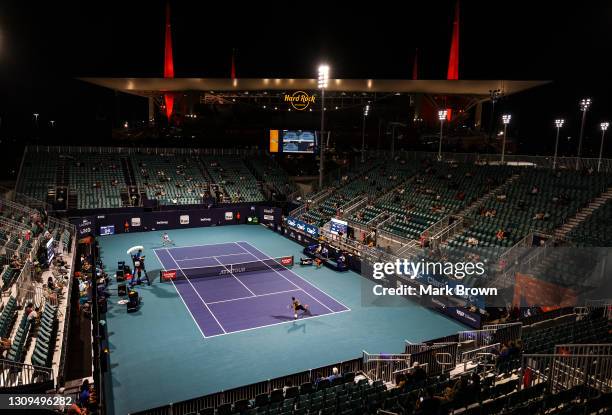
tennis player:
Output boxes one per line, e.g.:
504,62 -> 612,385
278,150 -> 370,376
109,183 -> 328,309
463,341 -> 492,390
291,296 -> 310,319
161,232 -> 172,246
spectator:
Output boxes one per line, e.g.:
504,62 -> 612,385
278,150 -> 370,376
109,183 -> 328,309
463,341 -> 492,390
27,307 -> 39,322
328,367 -> 341,382
419,387 -> 441,415
412,362 -> 427,382
314,372 -> 324,387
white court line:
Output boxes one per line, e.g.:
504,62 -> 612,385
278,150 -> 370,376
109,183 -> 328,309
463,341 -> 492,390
204,308 -> 351,339
165,249 -> 227,335
212,256 -> 257,298
160,241 -> 245,254
233,242 -> 336,314
206,288 -> 302,305
175,252 -> 249,262
237,241 -> 351,312
152,249 -> 207,340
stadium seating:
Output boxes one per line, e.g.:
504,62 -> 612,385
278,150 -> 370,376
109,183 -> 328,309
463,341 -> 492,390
132,154 -> 212,205
202,157 -> 265,203
6,311 -> 33,363
69,154 -> 124,209
31,303 -> 58,367
247,157 -> 298,198
0,296 -> 18,338
568,197 -> 612,246
17,151 -> 60,202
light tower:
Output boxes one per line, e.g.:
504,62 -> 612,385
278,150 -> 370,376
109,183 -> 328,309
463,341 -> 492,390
553,119 -> 564,170
501,114 -> 511,163
317,64 -> 329,189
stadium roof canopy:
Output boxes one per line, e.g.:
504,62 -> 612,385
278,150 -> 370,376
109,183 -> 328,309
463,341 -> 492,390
79,78 -> 549,99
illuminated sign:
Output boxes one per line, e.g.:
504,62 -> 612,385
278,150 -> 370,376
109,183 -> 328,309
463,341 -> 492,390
284,91 -> 316,111
269,129 -> 279,153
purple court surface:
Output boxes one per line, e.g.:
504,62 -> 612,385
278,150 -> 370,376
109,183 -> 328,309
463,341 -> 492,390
153,241 -> 350,337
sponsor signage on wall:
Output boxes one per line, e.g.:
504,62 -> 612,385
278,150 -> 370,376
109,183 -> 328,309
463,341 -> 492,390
286,216 -> 318,238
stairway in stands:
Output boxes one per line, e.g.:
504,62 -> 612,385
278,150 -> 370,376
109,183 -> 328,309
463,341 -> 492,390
554,186 -> 612,239
57,156 -> 74,210
120,157 -> 137,207
459,173 -> 522,218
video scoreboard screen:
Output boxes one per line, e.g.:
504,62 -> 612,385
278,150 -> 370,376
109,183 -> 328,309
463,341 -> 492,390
282,130 -> 316,153
330,218 -> 348,236
99,225 -> 115,236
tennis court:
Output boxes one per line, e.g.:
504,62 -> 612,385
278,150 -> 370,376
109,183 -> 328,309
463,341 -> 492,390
153,241 -> 350,337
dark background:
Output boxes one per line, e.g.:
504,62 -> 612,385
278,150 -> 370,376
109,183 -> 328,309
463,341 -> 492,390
1,0 -> 611,171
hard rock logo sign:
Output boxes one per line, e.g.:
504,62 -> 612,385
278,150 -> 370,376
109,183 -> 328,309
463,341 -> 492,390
283,91 -> 316,110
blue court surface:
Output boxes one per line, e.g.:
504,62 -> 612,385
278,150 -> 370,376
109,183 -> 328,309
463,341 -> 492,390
153,241 -> 349,337
98,225 -> 465,415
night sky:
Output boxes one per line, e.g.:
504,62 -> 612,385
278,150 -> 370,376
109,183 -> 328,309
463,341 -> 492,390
1,0 -> 612,156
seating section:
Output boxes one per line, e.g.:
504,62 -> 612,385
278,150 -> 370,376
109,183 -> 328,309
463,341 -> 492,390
300,160 -> 417,226
203,157 -> 265,203
0,296 -> 18,338
17,151 -> 59,201
6,311 -> 33,363
132,154 -> 212,205
248,157 -> 298,197
31,304 -> 58,367
475,170 -> 612,234
1,267 -> 20,291
568,197 -> 612,246
522,315 -> 610,354
70,154 -> 123,209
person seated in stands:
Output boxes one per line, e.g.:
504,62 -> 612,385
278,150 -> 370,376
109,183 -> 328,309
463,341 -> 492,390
27,307 -> 40,323
467,236 -> 479,246
395,373 -> 407,389
533,212 -> 545,220
314,244 -> 322,255
0,337 -> 11,355
411,362 -> 427,383
300,257 -> 314,266
314,372 -> 325,387
530,185 -> 539,195
418,387 -> 442,415
496,228 -> 505,241
337,252 -> 347,268
321,245 -> 329,258
327,367 -> 341,382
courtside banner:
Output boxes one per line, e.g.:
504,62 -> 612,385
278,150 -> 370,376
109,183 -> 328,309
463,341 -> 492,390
160,270 -> 177,281
286,216 -> 319,238
280,256 -> 294,267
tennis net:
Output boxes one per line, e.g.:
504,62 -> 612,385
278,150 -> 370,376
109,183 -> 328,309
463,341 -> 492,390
160,255 -> 294,282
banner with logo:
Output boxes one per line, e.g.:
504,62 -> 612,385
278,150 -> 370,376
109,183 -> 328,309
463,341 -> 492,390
257,206 -> 281,225
286,216 -> 318,238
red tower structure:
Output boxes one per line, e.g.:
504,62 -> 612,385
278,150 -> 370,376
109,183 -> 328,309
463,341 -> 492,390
163,1 -> 175,121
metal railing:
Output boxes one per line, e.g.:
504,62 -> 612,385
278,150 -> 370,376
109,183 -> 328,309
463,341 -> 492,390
27,145 -> 262,157
0,359 -> 54,388
362,351 -> 412,384
431,216 -> 464,246
342,196 -> 369,218
521,353 -> 612,393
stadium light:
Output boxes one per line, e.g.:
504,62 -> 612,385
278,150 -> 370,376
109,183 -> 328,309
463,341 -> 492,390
576,98 -> 592,170
437,110 -> 447,161
361,105 -> 370,163
318,64 -> 329,189
501,114 -> 511,163
553,119 -> 565,170
598,122 -> 609,172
